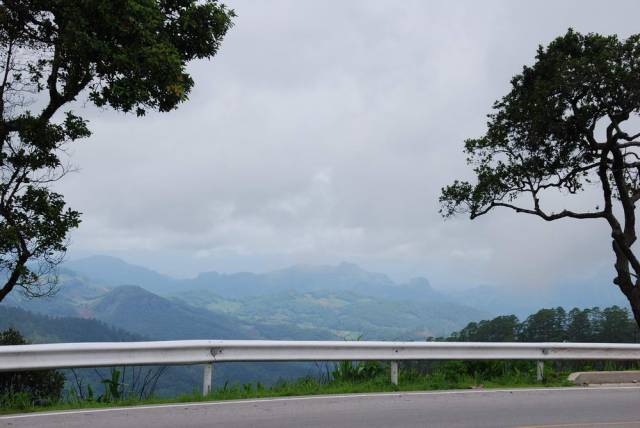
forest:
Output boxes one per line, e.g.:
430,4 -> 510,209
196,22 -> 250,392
442,306 -> 640,343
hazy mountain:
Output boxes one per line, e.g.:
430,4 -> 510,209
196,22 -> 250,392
2,269 -> 108,318
66,256 -> 448,302
174,288 -> 488,339
0,257 -> 484,340
185,263 -> 448,302
61,254 -> 633,330
85,285 -> 259,340
0,305 -> 143,343
447,280 -> 628,318
64,255 -> 178,294
6,277 -> 337,342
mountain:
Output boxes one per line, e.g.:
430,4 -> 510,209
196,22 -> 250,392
64,255 -> 178,294
182,262 -> 445,301
67,256 -> 448,302
58,256 -> 487,338
6,277 -> 337,342
0,305 -> 143,343
173,288 -> 487,339
84,285 -> 334,340
2,269 -> 108,318
86,285 -> 257,340
64,255 -> 633,321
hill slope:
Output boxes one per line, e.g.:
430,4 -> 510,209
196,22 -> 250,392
0,305 -> 142,343
62,256 -> 486,338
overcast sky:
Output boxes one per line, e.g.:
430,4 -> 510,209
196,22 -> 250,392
57,0 -> 640,290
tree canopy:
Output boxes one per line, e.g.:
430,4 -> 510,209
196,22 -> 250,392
446,306 -> 639,344
440,29 -> 640,326
0,0 -> 234,301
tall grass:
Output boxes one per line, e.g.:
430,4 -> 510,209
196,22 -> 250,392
0,359 -> 577,415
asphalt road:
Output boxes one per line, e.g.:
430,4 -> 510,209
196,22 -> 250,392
2,386 -> 640,428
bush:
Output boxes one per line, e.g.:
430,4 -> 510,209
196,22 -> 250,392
0,328 -> 65,407
331,361 -> 385,382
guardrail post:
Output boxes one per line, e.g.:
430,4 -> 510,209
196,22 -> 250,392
203,363 -> 213,396
536,360 -> 544,381
390,361 -> 398,386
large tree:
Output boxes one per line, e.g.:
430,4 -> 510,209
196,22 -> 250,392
0,0 -> 234,301
440,29 -> 640,327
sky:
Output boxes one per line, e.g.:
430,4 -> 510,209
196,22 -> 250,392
56,0 -> 640,290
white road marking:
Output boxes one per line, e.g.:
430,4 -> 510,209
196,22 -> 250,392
519,421 -> 640,428
2,385 -> 640,420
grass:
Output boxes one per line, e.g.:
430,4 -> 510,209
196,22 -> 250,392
0,364 -> 576,416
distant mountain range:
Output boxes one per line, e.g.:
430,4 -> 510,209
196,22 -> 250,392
64,254 -> 629,318
2,255 -> 493,344
58,255 -> 487,339
2,256 -> 492,391
3,254 -> 629,344
64,256 -> 448,301
1,254 -> 632,391
4,271 -> 336,341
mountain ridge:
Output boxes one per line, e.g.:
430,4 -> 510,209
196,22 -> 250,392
65,255 -> 446,302
64,254 -> 630,320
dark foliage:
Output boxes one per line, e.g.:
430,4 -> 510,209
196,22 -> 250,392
0,1 -> 235,302
0,328 -> 65,405
446,305 -> 640,343
0,305 -> 143,342
405,306 -> 640,379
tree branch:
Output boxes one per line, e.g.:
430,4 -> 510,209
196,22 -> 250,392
472,201 -> 605,221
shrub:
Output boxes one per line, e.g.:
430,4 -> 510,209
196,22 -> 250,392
331,361 -> 385,382
0,328 -> 65,407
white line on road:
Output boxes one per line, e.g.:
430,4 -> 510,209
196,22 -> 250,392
519,421 -> 640,428
2,385 -> 640,420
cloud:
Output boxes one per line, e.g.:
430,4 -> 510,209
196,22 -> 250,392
56,0 -> 639,288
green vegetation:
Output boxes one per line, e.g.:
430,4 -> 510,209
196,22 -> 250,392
441,306 -> 640,343
0,359 -> 573,416
0,0 -> 235,303
0,329 -> 65,409
173,288 -> 487,340
0,306 -> 143,343
412,306 -> 640,378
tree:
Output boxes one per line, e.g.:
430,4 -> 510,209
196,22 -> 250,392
450,315 -> 519,342
566,308 -> 596,342
440,29 -> 640,327
597,306 -> 637,343
519,307 -> 566,342
0,1 -> 234,301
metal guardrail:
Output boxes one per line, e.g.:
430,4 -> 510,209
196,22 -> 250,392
3,340 -> 640,394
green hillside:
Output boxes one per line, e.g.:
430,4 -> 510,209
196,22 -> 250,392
0,306 -> 142,343
173,288 -> 486,339
0,306 -> 325,395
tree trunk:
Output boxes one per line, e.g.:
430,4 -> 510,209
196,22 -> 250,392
611,238 -> 640,329
626,287 -> 640,331
0,268 -> 20,302
0,254 -> 29,302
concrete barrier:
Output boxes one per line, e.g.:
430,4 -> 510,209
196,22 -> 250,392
568,370 -> 640,385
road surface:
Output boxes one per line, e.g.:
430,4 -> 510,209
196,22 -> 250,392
2,386 -> 640,428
